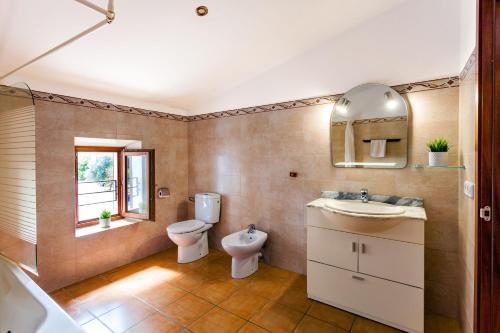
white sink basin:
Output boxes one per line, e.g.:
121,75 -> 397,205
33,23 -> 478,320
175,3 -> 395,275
324,199 -> 405,216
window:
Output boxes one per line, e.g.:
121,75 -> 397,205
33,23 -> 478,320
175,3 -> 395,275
75,147 -> 155,227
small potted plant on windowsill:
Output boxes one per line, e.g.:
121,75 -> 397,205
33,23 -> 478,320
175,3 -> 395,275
426,138 -> 449,167
99,209 -> 111,228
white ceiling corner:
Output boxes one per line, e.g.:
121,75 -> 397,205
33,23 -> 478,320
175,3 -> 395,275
0,0 -> 463,116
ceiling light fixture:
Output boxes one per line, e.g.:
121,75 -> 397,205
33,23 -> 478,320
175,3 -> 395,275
196,6 -> 208,16
384,91 -> 398,109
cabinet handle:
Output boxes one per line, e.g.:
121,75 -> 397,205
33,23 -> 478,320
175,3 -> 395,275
361,243 -> 366,254
352,275 -> 365,281
352,242 -> 357,252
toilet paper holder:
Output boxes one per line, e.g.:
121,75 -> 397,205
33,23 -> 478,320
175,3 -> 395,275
157,188 -> 170,198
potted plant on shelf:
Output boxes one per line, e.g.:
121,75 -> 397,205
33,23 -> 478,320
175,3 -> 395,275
99,209 -> 111,228
426,138 -> 449,167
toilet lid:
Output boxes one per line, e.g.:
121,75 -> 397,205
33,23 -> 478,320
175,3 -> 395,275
167,220 -> 205,234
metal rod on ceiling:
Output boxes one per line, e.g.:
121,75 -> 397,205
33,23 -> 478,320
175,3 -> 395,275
74,0 -> 108,15
0,0 -> 115,81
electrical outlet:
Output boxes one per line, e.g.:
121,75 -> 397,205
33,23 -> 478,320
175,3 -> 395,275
463,181 -> 475,199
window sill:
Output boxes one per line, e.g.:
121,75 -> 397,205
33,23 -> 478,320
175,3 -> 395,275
75,218 -> 144,238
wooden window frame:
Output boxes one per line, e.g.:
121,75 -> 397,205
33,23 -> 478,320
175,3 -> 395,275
122,149 -> 155,221
74,146 -> 124,228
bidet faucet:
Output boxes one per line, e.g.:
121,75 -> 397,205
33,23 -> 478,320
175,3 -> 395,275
248,224 -> 256,234
360,189 -> 369,203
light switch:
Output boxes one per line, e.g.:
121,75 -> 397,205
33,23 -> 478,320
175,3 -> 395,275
463,181 -> 474,199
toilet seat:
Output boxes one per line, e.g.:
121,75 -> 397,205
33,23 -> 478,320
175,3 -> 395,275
167,220 -> 205,234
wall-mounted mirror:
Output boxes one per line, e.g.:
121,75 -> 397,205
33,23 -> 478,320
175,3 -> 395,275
331,83 -> 408,168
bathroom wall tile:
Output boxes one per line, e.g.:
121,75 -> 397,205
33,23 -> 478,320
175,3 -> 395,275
425,280 -> 458,318
188,86 -> 461,319
34,101 -> 188,292
457,54 -> 477,333
37,258 -> 77,291
35,100 -> 77,131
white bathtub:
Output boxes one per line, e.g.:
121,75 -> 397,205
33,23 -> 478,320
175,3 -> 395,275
0,255 -> 83,333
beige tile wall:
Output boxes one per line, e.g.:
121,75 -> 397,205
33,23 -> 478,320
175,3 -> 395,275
458,57 -> 477,333
32,100 -> 189,291
188,87 -> 461,318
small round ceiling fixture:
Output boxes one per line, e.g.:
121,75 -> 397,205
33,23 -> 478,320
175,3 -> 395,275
196,6 -> 208,16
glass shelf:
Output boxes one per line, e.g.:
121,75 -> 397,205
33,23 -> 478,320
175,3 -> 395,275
414,165 -> 465,169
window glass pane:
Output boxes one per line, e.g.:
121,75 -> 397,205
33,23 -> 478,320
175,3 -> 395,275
77,152 -> 118,222
126,154 -> 148,215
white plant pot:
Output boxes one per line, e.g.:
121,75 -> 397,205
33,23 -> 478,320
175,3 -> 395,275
99,218 -> 111,228
428,152 -> 448,166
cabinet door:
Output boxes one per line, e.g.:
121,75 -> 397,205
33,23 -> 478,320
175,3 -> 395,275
307,226 -> 358,271
307,261 -> 424,333
358,235 -> 424,287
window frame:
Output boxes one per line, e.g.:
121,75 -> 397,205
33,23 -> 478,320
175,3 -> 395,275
122,149 -> 155,221
74,146 -> 124,228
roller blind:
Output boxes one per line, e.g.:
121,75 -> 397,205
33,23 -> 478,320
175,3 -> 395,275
0,105 -> 36,244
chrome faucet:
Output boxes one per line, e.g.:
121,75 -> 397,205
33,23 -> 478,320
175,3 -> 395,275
248,224 -> 256,234
360,189 -> 369,203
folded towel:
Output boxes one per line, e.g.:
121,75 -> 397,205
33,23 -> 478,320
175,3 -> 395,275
344,120 -> 355,167
370,139 -> 386,158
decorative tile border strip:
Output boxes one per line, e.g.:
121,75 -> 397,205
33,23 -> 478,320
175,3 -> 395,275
31,90 -> 191,122
459,49 -> 476,81
332,116 -> 407,126
1,76 -> 458,123
189,76 -> 459,121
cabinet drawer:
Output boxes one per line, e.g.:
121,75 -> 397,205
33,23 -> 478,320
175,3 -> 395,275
307,226 -> 358,271
358,235 -> 424,287
307,261 -> 423,333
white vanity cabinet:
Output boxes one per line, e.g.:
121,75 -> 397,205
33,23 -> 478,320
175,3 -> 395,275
306,202 -> 426,333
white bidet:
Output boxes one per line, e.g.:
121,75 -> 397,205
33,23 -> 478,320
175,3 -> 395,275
221,229 -> 267,278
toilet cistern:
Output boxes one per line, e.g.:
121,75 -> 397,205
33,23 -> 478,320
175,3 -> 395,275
360,188 -> 369,203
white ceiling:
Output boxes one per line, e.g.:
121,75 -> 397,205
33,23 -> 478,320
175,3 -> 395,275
0,0 -> 463,116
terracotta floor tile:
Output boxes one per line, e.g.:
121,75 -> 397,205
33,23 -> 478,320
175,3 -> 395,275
81,319 -> 113,333
254,264 -> 299,282
160,294 -> 214,326
307,301 -> 355,331
197,261 -> 233,280
104,261 -> 153,281
192,278 -> 241,304
57,249 -> 460,333
125,313 -> 186,333
65,276 -> 111,303
50,289 -> 74,306
250,301 -> 304,333
350,317 -> 403,333
135,281 -> 187,308
83,287 -> 133,317
238,322 -> 271,333
219,289 -> 270,320
167,270 -> 210,291
295,316 -> 348,333
246,277 -> 289,300
189,307 -> 246,333
424,314 -> 461,333
64,303 -> 95,325
287,274 -> 307,290
98,298 -> 154,332
111,266 -> 181,295
274,286 -> 312,313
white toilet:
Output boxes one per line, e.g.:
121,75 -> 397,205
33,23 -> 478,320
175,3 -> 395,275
166,193 -> 220,263
222,226 -> 268,278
